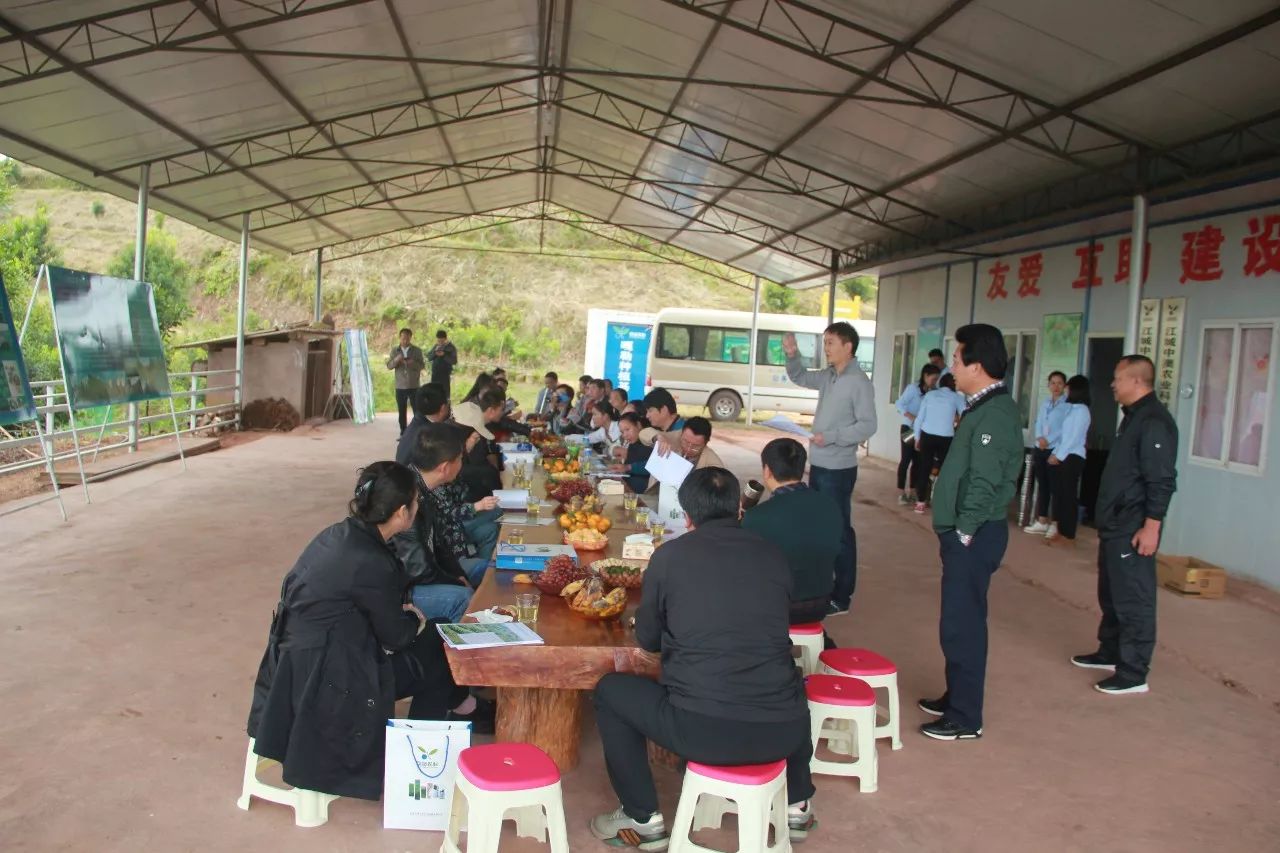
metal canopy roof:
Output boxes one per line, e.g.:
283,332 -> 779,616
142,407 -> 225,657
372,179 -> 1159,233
1,0 -> 1278,288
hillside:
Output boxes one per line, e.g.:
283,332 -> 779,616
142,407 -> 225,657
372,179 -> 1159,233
7,175 -> 836,367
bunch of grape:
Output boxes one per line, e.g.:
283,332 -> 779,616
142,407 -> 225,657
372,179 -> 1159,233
548,479 -> 594,504
534,554 -> 589,595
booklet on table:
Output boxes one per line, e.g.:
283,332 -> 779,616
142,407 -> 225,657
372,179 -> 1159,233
494,542 -> 577,569
437,621 -> 544,650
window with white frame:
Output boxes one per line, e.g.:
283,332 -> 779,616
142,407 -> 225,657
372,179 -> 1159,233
1190,321 -> 1275,472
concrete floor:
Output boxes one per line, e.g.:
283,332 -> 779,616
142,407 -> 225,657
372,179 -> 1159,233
1,416 -> 1277,852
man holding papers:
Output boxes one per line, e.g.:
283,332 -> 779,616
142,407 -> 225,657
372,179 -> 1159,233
782,322 -> 878,616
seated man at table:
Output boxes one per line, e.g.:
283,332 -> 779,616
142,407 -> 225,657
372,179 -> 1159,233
743,437 -> 843,627
393,423 -> 477,622
396,383 -> 450,466
590,467 -> 817,849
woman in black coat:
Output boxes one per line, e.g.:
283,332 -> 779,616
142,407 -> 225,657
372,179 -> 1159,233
246,462 -> 486,800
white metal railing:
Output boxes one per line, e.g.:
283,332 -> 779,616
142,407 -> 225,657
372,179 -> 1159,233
0,368 -> 241,477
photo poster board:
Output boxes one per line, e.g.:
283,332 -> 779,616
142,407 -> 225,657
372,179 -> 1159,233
46,266 -> 171,410
914,316 -> 944,377
1040,312 -> 1084,383
345,329 -> 376,424
0,272 -> 38,426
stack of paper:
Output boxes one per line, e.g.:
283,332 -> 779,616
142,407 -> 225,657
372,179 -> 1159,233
437,622 -> 544,650
760,414 -> 813,439
494,489 -> 531,510
645,448 -> 694,488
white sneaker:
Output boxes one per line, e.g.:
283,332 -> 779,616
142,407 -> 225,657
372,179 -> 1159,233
1023,521 -> 1050,534
1044,523 -> 1058,538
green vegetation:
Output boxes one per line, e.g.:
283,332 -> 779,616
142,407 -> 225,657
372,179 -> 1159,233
91,200 -> 105,219
106,228 -> 191,336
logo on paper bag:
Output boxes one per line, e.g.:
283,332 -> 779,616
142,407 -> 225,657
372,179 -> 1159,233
408,735 -> 449,778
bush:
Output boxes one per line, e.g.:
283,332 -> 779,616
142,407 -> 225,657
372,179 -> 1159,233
91,200 -> 106,219
0,205 -> 64,381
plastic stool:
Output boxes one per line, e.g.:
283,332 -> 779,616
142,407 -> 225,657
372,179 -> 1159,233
440,743 -> 568,853
806,675 -> 878,792
788,623 -> 825,676
236,738 -> 338,828
819,647 -> 902,750
670,760 -> 790,853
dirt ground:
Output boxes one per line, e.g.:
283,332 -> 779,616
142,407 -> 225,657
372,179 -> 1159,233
0,417 -> 1276,852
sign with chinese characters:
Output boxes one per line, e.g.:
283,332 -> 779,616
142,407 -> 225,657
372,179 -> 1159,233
1137,299 -> 1160,362
604,322 -> 652,401
1156,297 -> 1186,412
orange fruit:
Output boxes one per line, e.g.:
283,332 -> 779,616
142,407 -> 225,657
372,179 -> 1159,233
559,514 -> 573,529
595,517 -> 612,533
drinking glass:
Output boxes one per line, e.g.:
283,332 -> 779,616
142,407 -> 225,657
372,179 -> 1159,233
622,492 -> 638,513
634,506 -> 650,526
515,592 -> 540,624
526,494 -> 541,521
649,518 -> 666,542
506,528 -> 524,546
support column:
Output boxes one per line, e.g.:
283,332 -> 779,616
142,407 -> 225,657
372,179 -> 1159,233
826,254 -> 838,325
234,213 -> 250,421
1123,194 -> 1148,353
128,163 -> 150,452
313,248 -> 323,324
746,275 -> 761,425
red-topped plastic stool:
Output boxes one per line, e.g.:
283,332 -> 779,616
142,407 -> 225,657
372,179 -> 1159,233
805,674 -> 878,792
788,622 -> 825,676
440,743 -> 568,853
670,760 -> 791,853
819,647 -> 902,750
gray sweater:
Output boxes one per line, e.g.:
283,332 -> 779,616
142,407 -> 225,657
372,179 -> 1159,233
785,354 -> 878,469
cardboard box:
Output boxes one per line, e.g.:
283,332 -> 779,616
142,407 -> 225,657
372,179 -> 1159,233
1157,555 -> 1227,599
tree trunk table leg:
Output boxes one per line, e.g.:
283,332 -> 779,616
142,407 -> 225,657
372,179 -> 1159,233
496,687 -> 582,770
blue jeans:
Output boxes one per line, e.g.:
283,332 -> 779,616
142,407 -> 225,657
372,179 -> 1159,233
809,464 -> 858,609
411,582 -> 471,623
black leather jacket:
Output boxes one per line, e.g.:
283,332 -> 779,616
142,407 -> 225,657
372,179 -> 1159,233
1096,392 -> 1178,540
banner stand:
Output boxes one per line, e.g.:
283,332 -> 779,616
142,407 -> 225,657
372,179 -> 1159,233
18,264 -> 188,503
0,415 -> 69,522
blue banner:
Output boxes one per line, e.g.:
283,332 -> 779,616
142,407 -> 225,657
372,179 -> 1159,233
0,272 -> 38,426
603,322 -> 652,401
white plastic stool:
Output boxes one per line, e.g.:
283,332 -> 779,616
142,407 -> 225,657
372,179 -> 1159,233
669,760 -> 791,853
819,647 -> 902,750
788,623 -> 825,676
236,738 -> 338,828
440,743 -> 568,853
806,675 -> 878,792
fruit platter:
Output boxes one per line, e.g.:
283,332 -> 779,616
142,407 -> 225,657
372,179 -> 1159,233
547,478 -> 595,504
541,457 -> 580,475
592,557 -> 645,589
559,577 -> 628,621
565,527 -> 609,553
534,554 -> 590,595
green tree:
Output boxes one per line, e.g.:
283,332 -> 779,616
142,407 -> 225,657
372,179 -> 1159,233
0,204 -> 64,380
106,229 -> 191,336
841,275 -> 877,304
763,282 -> 796,313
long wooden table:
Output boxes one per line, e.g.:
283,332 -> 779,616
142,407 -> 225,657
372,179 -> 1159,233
443,468 -> 660,769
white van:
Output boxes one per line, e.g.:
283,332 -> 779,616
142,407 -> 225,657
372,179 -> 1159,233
645,308 -> 875,421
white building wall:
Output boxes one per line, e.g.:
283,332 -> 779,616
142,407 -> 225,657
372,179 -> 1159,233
872,198 -> 1280,587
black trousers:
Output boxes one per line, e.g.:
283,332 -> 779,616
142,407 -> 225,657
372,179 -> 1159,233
1096,537 -> 1157,682
914,432 -> 953,503
897,426 -> 916,490
395,388 -> 415,434
593,673 -> 815,821
1030,447 -> 1052,518
390,626 -> 470,719
936,520 -> 1008,730
1049,455 -> 1085,539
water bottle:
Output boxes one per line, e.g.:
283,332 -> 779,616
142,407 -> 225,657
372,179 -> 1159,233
581,447 -> 593,471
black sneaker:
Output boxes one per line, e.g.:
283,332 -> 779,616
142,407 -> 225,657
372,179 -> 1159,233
1094,675 -> 1149,695
826,601 -> 849,617
920,719 -> 982,740
917,696 -> 947,717
1071,652 -> 1117,670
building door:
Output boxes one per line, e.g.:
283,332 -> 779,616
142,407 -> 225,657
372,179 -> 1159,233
304,340 -> 333,419
1081,335 -> 1124,521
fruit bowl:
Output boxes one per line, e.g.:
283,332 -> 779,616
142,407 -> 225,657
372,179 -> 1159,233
592,557 -> 645,589
533,555 -> 589,595
565,529 -> 609,553
560,579 -> 628,620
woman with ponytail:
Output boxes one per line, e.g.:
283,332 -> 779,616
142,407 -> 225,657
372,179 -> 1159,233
246,461 -> 490,802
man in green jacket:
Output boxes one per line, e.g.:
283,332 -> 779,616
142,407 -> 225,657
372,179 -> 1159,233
743,438 -> 844,627
919,323 -> 1023,741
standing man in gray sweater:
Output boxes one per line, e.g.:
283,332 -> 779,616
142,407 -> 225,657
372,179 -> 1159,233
783,322 -> 878,615
387,327 -> 425,436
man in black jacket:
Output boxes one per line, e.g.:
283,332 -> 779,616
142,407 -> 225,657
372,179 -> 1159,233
589,468 -> 817,849
393,423 -> 475,623
427,329 -> 458,399
1072,355 -> 1178,695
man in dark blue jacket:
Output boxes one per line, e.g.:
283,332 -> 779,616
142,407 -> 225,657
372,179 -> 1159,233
1072,355 -> 1177,695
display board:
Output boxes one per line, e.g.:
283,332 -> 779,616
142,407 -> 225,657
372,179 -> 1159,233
603,321 -> 653,401
914,316 -> 944,376
47,266 -> 171,409
0,273 -> 37,425
345,329 -> 376,424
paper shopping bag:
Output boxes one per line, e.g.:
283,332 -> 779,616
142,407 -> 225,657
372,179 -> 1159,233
383,719 -> 471,831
